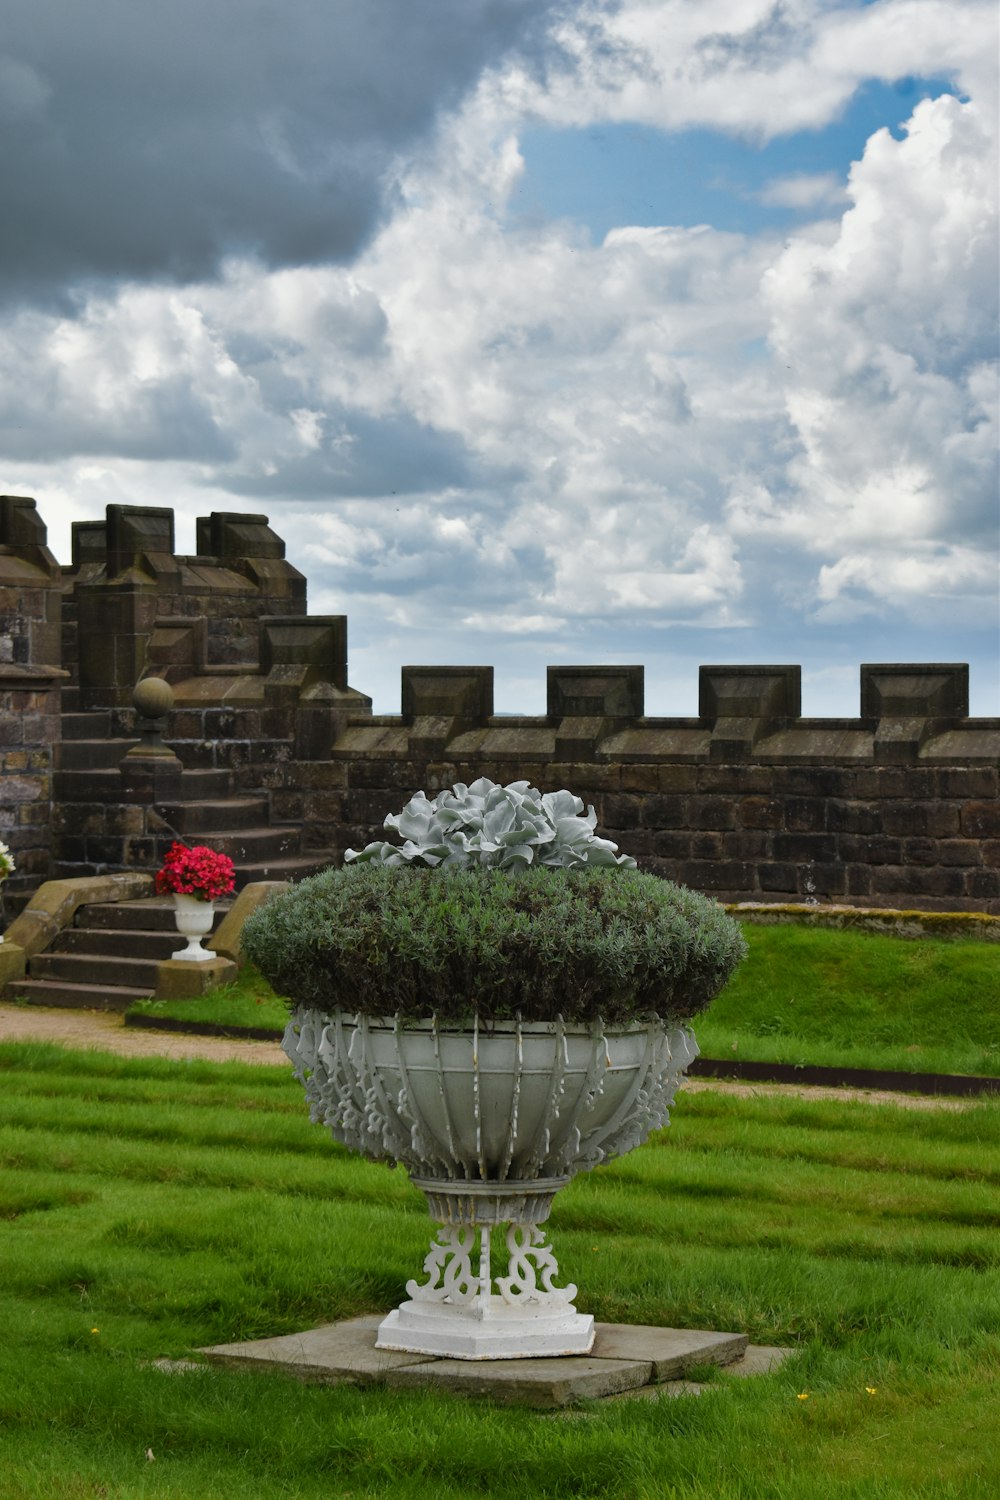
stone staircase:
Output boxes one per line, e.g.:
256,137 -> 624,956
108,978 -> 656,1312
54,709 -> 334,886
12,896 -> 231,1011
12,705 -> 334,1011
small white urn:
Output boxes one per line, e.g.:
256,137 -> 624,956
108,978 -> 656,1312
171,892 -> 216,962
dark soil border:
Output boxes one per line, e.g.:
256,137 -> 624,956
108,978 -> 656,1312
688,1057 -> 1000,1097
125,1012 -> 1000,1097
126,1012 -> 284,1044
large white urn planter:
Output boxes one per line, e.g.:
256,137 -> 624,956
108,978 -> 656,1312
284,1008 -> 699,1359
244,777 -> 746,1362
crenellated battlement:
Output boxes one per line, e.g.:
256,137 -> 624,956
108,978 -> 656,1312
331,661 -> 993,768
1,496 -> 997,913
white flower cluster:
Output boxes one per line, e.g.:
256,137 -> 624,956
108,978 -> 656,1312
0,840 -> 15,882
346,777 -> 636,871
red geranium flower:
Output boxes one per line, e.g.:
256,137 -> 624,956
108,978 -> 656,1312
155,843 -> 236,902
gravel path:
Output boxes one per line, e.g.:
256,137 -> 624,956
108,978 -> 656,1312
0,1003 -> 975,1109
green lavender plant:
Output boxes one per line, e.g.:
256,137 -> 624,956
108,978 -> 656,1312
241,862 -> 746,1024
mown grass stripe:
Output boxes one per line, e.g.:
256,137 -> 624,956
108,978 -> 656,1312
0,1042 -> 998,1497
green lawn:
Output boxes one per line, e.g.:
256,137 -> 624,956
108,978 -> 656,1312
130,924 -> 1000,1079
695,925 -> 1000,1078
1,1040 -> 998,1496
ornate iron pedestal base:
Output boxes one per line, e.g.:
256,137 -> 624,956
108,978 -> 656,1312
376,1223 -> 594,1359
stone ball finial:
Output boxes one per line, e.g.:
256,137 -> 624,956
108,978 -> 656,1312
133,676 -> 175,719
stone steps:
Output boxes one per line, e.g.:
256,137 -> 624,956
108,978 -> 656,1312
14,896 -> 232,1011
54,766 -> 235,801
158,797 -> 271,832
11,977 -> 155,1012
49,705 -> 340,900
54,925 -> 180,957
30,951 -> 163,989
77,898 -> 217,931
233,853 -> 332,883
174,827 -> 303,863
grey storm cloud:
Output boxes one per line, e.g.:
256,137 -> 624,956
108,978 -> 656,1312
0,0 -> 554,302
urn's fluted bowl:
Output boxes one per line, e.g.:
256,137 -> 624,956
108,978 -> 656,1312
284,1008 -> 699,1223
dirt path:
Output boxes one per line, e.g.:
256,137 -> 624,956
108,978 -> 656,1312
0,1003 -> 288,1066
0,1003 -> 978,1110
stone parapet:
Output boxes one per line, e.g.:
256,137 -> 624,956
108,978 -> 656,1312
316,661 -> 1000,913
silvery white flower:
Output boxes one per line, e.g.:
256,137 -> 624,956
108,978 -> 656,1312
346,777 -> 636,870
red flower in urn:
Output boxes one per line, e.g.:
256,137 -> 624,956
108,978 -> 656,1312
155,843 -> 235,902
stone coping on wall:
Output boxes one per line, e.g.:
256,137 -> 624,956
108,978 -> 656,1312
727,902 -> 1000,941
3,873 -> 155,961
329,715 -> 1000,764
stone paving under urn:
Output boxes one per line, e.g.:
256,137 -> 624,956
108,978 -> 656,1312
198,1315 -> 791,1409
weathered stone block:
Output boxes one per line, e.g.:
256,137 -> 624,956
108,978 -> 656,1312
680,796 -> 732,831
935,768 -> 997,799
837,834 -> 903,865
648,831 -> 688,859
798,864 -> 847,897
827,801 -> 880,834
699,665 -> 800,721
697,765 -> 772,794
962,802 -> 1000,838
933,839 -> 984,867
772,833 -> 837,862
550,762 -> 622,793
155,956 -> 238,999
619,764 -> 659,794
882,804 -> 935,837
601,829 -> 647,862
738,797 -> 784,830
845,865 -> 874,896
597,794 -> 641,830
679,860 -> 753,891
723,831 -> 769,859
784,797 -> 827,832
547,665 -> 644,719
880,866 -> 967,899
771,766 -> 853,797
861,663 -> 968,719
639,794 -> 687,827
656,765 -> 699,793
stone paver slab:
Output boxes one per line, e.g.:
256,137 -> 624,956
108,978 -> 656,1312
194,1319 -> 787,1408
725,1344 -> 793,1377
591,1322 -> 748,1380
386,1353 -> 652,1408
200,1315 -> 430,1384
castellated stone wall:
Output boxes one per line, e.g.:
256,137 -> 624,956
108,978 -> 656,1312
285,663 -> 1000,914
1,496 -> 997,913
63,504 -> 308,709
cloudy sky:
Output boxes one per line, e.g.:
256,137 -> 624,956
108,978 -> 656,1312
2,0 -> 997,716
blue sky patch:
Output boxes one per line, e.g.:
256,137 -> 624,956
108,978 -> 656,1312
510,77 -> 960,238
